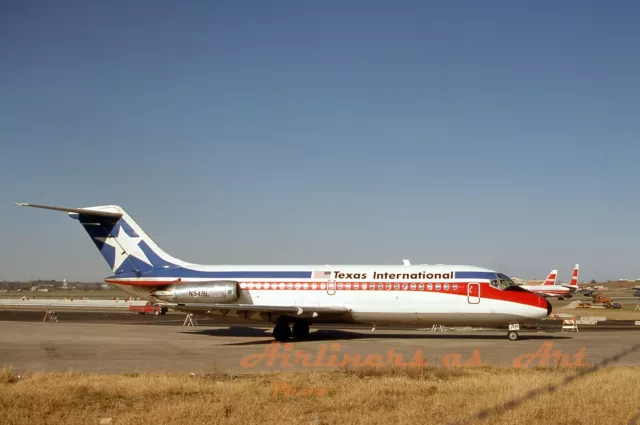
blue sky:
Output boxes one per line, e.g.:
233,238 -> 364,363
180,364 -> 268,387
1,0 -> 639,282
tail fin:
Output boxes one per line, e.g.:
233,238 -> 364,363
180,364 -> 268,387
542,269 -> 558,286
569,264 -> 579,287
16,203 -> 187,275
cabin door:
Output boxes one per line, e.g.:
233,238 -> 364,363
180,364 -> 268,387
467,282 -> 480,304
327,279 -> 336,295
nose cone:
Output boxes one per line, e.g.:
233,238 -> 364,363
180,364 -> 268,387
546,299 -> 553,316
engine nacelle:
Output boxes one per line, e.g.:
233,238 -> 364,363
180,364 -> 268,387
151,281 -> 240,304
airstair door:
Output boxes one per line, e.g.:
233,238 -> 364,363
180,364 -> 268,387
467,282 -> 480,304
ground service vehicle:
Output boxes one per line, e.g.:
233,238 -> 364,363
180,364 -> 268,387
130,302 -> 162,315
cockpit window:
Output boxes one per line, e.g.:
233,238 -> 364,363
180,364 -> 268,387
496,273 -> 517,289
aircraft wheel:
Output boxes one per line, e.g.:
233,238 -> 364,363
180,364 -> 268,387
292,321 -> 310,340
507,331 -> 519,341
273,323 -> 292,342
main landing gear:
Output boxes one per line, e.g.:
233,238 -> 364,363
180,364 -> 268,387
507,324 -> 521,341
273,318 -> 310,342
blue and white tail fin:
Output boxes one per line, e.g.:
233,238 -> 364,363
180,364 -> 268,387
16,203 -> 187,275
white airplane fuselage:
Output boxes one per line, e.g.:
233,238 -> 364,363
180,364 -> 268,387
16,202 -> 553,339
520,284 -> 573,298
108,265 -> 552,327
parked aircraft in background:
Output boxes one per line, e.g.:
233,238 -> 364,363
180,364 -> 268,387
559,264 -> 580,291
16,202 -> 552,341
520,270 -> 574,300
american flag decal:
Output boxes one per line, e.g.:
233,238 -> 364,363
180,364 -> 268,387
312,271 -> 332,279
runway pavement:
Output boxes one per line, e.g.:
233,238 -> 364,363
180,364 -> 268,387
1,318 -> 639,375
0,309 -> 639,330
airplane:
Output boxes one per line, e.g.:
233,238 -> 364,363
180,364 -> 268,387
15,202 -> 552,342
520,269 -> 574,300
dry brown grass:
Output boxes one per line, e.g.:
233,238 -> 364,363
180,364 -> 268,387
1,365 -> 638,425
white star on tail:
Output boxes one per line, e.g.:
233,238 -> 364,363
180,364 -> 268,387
95,226 -> 153,271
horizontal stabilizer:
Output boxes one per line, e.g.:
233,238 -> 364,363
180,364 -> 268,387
15,202 -> 123,218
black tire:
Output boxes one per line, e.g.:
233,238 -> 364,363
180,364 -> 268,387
292,321 -> 310,340
507,331 -> 519,341
273,323 -> 292,342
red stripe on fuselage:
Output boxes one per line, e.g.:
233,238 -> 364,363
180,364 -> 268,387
105,279 -> 546,309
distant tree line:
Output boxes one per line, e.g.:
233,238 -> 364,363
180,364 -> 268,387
0,280 -> 110,290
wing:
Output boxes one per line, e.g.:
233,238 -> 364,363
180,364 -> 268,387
173,303 -> 351,319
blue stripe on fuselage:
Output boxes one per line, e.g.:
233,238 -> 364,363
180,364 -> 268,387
110,269 -> 495,280
454,271 -> 497,280
110,268 -> 313,279
191,271 -> 313,278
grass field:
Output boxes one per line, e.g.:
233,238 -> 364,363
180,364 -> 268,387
1,366 -> 639,425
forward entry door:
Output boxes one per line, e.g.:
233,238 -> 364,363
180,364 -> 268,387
467,282 -> 480,304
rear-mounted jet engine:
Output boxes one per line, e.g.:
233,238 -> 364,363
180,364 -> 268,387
151,281 -> 240,304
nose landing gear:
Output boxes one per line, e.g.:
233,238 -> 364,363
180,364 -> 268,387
507,323 -> 520,341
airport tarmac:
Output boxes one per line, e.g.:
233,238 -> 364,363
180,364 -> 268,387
1,308 -> 639,330
1,318 -> 639,375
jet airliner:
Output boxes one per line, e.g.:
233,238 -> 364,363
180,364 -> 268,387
520,269 -> 575,299
16,203 -> 552,341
